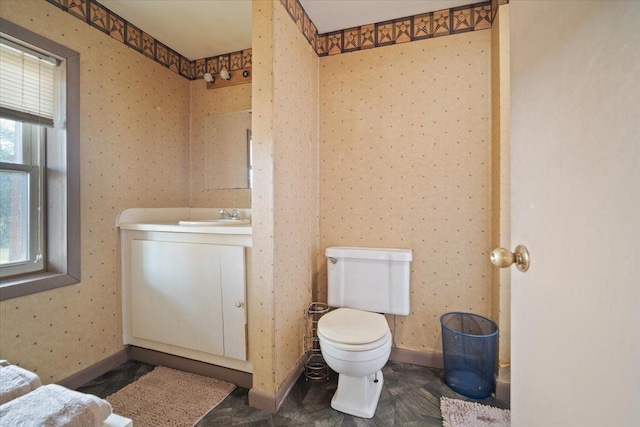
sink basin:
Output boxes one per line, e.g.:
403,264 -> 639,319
178,219 -> 250,226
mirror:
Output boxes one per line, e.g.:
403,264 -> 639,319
204,110 -> 252,190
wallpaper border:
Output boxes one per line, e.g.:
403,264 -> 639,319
280,0 -> 502,57
43,0 -> 252,81
43,0 -> 509,79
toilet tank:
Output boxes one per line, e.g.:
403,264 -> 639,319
326,246 -> 412,315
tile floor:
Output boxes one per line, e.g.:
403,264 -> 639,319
78,360 -> 509,426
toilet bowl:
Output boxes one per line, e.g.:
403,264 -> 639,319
318,308 -> 392,419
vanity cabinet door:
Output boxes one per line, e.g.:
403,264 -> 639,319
130,240 -> 225,356
221,246 -> 247,360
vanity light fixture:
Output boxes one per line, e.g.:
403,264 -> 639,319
219,67 -> 231,80
204,64 -> 251,90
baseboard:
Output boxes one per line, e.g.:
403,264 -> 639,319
389,347 -> 444,369
57,348 -> 129,390
128,346 -> 252,389
495,380 -> 510,403
275,356 -> 305,411
248,388 -> 277,413
248,355 -> 305,413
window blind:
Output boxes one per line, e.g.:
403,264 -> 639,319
0,38 -> 56,127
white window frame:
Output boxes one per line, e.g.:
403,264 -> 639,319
0,121 -> 46,276
0,18 -> 80,300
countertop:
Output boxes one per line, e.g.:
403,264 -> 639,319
118,221 -> 252,235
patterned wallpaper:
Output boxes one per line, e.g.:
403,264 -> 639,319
249,0 -> 320,397
249,0 -> 277,396
319,30 -> 493,354
0,0 -> 190,383
272,2 -> 319,389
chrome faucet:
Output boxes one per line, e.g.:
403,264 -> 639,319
219,209 -> 241,220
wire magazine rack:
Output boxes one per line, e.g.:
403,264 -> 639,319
304,302 -> 330,381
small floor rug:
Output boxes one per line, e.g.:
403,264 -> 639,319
106,366 -> 235,427
441,397 -> 511,427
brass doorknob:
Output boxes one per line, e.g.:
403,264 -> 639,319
490,245 -> 530,272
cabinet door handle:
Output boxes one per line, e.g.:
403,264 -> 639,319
235,301 -> 245,308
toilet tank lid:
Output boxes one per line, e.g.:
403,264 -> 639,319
325,246 -> 412,261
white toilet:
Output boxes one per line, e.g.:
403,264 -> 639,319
318,246 -> 412,418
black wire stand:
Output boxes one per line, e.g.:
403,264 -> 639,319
304,302 -> 330,381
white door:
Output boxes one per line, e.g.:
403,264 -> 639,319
509,1 -> 640,426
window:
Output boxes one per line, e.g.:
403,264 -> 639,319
0,18 -> 80,300
0,119 -> 45,276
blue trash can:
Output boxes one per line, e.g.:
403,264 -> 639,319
440,312 -> 498,399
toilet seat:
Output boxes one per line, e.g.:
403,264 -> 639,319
318,308 -> 390,351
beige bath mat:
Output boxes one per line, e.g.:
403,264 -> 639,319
106,366 -> 235,427
441,397 -> 510,427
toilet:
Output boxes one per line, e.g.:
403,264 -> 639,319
318,246 -> 412,418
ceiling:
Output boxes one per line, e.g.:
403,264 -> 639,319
99,0 -> 477,60
99,0 -> 252,60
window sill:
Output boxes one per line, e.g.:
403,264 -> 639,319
0,272 -> 80,301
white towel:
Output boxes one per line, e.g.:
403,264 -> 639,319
0,384 -> 112,427
0,365 -> 42,404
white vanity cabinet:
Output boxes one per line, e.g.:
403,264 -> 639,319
118,208 -> 252,373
